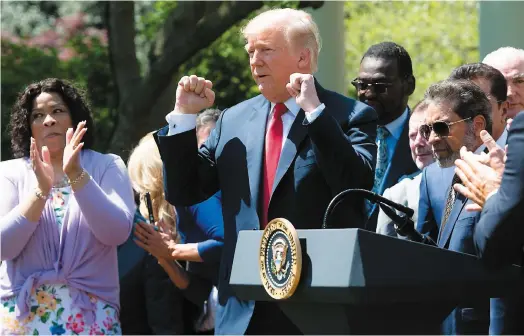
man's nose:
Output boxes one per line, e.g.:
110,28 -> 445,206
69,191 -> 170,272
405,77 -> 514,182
250,50 -> 263,66
507,83 -> 515,98
363,87 -> 377,100
43,114 -> 56,126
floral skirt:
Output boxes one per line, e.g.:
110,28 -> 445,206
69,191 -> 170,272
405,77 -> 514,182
0,283 -> 121,335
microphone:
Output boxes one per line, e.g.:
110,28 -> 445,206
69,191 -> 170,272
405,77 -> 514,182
322,188 -> 436,246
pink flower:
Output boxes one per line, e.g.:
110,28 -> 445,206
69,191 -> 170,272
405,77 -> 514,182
88,322 -> 104,335
58,47 -> 77,61
103,316 -> 114,330
66,313 -> 85,334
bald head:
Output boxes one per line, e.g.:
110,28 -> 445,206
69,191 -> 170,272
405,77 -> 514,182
483,47 -> 524,117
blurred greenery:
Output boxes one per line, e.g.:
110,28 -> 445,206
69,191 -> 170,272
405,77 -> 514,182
1,1 -> 480,160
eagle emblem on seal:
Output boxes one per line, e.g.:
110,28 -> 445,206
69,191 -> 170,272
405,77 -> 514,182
271,237 -> 289,281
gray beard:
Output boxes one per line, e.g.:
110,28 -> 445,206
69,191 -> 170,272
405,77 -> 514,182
435,129 -> 477,168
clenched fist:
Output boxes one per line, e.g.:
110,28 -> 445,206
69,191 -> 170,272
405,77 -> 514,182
175,75 -> 215,114
286,73 -> 321,113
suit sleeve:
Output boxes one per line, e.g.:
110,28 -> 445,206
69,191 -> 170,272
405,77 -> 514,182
416,168 -> 439,241
190,193 -> 224,263
305,104 -> 377,194
154,110 -> 226,207
474,113 -> 524,268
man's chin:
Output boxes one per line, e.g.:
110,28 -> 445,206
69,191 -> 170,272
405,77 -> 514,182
435,152 -> 460,168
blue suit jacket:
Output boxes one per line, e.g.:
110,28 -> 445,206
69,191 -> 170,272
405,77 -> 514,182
154,81 -> 377,334
474,113 -> 524,334
416,162 -> 455,239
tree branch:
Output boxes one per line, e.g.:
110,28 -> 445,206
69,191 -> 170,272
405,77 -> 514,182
108,1 -> 142,100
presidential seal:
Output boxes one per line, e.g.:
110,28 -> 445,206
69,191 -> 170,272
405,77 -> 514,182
259,218 -> 302,300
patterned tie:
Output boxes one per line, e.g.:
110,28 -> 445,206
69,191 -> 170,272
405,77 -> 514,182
372,126 -> 391,194
261,103 -> 287,228
441,175 -> 461,230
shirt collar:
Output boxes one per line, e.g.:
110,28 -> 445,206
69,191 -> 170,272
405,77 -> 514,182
496,128 -> 508,147
270,97 -> 300,118
383,107 -> 409,140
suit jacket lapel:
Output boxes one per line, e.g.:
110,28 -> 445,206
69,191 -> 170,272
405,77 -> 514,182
245,98 -> 270,216
438,192 -> 468,248
271,80 -> 326,195
272,109 -> 308,194
381,117 -> 414,193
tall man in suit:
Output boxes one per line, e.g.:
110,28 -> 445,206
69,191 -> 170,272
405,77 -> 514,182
354,42 -> 419,231
154,8 -> 377,335
376,101 -> 434,236
416,80 -> 493,334
454,114 -> 524,334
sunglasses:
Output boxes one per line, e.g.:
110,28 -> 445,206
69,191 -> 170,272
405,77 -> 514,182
419,117 -> 472,140
351,78 -> 393,94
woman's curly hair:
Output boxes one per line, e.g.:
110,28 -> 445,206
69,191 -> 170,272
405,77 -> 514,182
8,78 -> 96,158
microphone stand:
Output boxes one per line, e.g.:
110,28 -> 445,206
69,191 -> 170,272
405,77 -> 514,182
322,188 -> 437,246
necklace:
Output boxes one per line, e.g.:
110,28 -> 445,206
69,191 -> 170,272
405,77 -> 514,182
53,175 -> 70,188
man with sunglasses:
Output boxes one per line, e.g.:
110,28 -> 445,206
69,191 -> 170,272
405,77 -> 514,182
450,63 -> 509,148
416,79 -> 493,335
354,42 -> 418,231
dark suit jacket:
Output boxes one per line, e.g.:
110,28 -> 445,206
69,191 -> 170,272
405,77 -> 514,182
154,82 -> 377,334
474,112 -> 524,334
367,114 -> 419,231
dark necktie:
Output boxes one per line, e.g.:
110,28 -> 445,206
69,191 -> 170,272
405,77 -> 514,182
261,103 -> 287,228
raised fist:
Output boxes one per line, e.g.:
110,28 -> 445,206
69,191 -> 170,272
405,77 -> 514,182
175,75 -> 215,114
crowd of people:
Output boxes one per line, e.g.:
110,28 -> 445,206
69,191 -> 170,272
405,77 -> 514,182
1,7 -> 523,335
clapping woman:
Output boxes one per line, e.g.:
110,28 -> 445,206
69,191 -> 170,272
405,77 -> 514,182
0,78 -> 135,335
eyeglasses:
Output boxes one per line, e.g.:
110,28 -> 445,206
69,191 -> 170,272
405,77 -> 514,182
419,117 -> 472,140
351,78 -> 393,94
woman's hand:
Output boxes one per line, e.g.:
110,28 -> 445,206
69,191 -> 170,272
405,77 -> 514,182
134,221 -> 177,260
30,137 -> 53,194
63,121 -> 87,179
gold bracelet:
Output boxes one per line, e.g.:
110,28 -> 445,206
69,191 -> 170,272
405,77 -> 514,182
68,169 -> 87,186
35,188 -> 49,200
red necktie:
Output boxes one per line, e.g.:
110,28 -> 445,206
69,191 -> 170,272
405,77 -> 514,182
261,103 -> 287,228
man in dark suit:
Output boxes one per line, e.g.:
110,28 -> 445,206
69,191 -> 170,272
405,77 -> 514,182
416,79 -> 493,334
154,8 -> 377,335
354,42 -> 419,231
454,114 -> 524,334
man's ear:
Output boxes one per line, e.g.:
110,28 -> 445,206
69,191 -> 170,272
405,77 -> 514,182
500,100 -> 510,122
297,48 -> 311,71
473,114 -> 488,136
404,75 -> 416,96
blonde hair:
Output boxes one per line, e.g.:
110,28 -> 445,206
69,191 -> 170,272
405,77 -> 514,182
241,8 -> 322,73
128,132 -> 177,240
